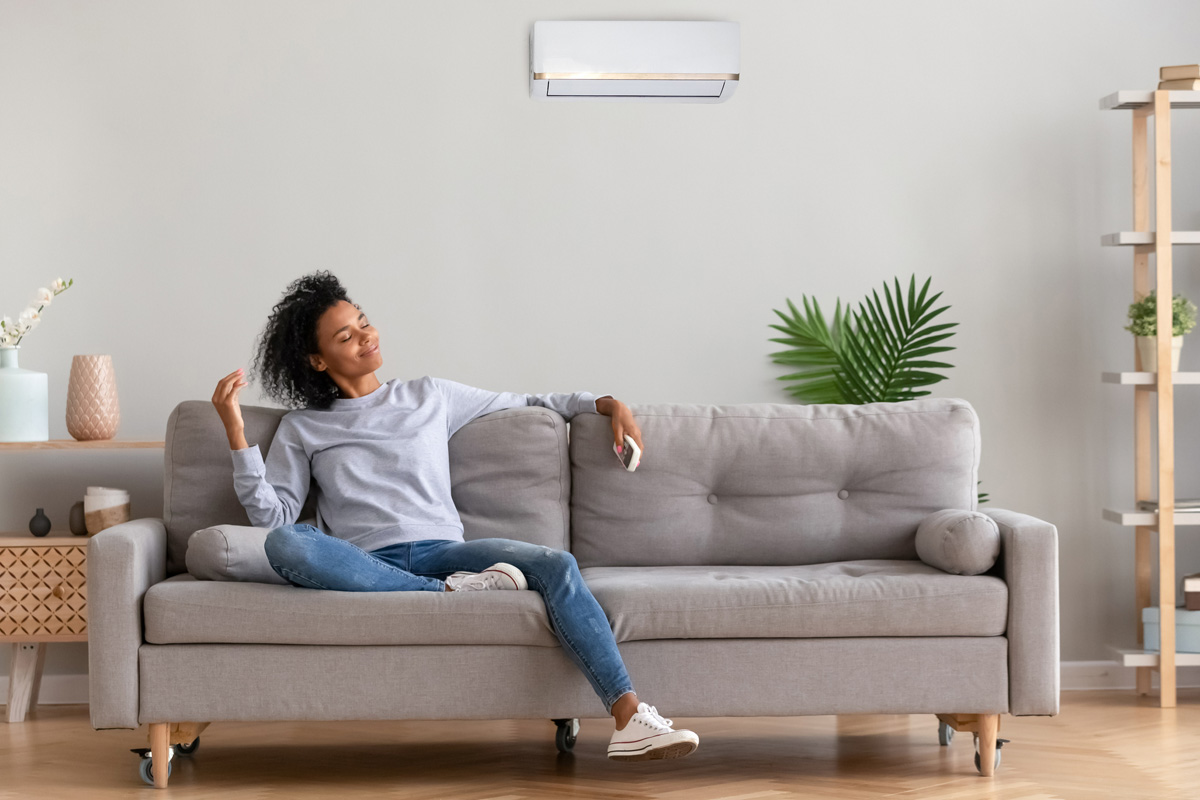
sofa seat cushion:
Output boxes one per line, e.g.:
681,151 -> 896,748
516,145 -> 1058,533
143,573 -> 560,646
580,560 -> 1008,643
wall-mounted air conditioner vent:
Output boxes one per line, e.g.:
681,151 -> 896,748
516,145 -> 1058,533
530,21 -> 740,103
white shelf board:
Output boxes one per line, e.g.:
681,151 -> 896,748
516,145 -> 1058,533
1111,646 -> 1200,668
1100,90 -> 1200,110
1102,371 -> 1200,385
1101,231 -> 1200,246
1102,507 -> 1200,526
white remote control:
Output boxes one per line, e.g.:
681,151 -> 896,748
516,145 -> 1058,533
614,434 -> 641,471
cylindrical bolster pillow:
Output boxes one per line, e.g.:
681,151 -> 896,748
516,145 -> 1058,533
914,509 -> 1001,575
186,524 -> 291,585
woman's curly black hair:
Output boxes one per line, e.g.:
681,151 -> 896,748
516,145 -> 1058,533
249,270 -> 359,410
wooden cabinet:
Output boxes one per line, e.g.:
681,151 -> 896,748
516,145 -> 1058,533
1,532 -> 88,722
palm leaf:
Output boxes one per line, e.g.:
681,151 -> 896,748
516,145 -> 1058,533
768,293 -> 853,403
851,275 -> 959,402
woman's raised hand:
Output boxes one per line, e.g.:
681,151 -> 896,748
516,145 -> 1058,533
212,368 -> 249,437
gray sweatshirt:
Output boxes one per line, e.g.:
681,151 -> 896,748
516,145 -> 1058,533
230,375 -> 607,553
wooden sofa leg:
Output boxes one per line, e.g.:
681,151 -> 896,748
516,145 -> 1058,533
936,713 -> 1005,776
146,720 -> 211,747
978,714 -> 999,777
150,723 -> 170,788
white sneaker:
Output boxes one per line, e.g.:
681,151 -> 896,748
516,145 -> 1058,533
444,562 -> 528,592
608,702 -> 699,761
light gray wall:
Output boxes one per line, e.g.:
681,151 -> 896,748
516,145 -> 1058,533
2,0 -> 1199,686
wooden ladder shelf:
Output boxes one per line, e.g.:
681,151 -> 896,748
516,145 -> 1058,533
1099,88 -> 1200,708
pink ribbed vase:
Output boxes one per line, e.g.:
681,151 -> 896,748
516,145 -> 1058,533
66,354 -> 120,441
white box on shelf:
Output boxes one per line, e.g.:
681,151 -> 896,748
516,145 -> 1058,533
1142,606 -> 1200,653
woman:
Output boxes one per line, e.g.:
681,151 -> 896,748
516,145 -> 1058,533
211,270 -> 699,762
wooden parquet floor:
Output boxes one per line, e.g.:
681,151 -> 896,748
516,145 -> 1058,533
1,691 -> 1197,799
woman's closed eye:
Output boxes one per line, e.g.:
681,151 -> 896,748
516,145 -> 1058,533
342,323 -> 371,343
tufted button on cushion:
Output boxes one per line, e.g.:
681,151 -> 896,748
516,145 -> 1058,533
837,489 -> 850,500
707,493 -> 718,504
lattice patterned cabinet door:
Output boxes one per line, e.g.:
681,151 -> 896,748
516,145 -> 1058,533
0,545 -> 88,640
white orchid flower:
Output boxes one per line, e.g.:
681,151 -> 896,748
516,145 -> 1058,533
4,277 -> 73,347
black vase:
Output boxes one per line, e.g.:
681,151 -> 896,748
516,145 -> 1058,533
70,500 -> 88,535
29,507 -> 51,537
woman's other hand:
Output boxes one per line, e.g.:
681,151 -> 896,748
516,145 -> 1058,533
608,400 -> 645,466
213,368 -> 249,444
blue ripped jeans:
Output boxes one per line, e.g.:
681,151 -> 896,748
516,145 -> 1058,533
263,524 -> 636,714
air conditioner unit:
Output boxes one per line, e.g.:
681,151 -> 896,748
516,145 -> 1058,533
529,20 -> 739,103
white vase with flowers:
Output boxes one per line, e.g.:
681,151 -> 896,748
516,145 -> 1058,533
0,278 -> 74,442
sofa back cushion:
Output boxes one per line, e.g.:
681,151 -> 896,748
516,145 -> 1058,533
163,401 -> 571,576
568,397 -> 980,568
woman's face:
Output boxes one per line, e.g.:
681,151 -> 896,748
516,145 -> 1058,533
308,300 -> 382,380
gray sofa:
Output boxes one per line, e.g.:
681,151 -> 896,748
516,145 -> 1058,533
87,396 -> 1059,789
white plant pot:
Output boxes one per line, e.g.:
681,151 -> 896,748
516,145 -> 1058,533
1136,335 -> 1183,372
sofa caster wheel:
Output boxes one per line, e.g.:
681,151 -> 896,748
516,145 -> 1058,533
139,757 -> 173,786
937,721 -> 954,746
552,718 -> 579,752
133,747 -> 174,786
973,737 -> 1008,774
974,748 -> 1000,774
174,736 -> 200,755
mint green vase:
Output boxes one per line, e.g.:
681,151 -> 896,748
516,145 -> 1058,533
0,346 -> 49,442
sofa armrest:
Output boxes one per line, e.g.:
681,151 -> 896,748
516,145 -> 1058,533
984,508 -> 1059,716
87,517 -> 167,730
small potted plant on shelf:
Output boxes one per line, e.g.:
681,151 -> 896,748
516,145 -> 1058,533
1125,290 -> 1198,372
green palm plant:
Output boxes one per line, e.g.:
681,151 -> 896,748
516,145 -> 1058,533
768,274 -> 987,503
768,275 -> 957,403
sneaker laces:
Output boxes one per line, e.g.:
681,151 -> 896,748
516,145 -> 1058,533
639,704 -> 673,729
450,573 -> 490,591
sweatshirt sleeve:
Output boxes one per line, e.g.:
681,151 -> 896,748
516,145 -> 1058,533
431,376 -> 610,438
229,415 -> 311,529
